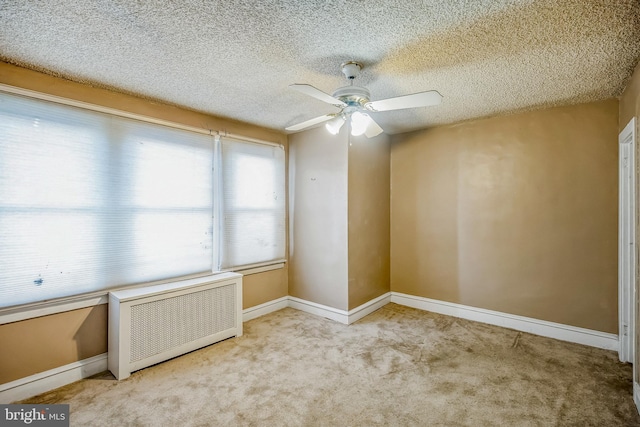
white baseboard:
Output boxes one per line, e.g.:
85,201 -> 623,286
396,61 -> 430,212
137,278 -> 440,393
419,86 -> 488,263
288,293 -> 391,325
0,353 -> 107,404
245,293 -> 617,353
390,292 -> 618,351
348,293 -> 391,324
1,292 -> 619,403
242,296 -> 289,322
288,296 -> 350,324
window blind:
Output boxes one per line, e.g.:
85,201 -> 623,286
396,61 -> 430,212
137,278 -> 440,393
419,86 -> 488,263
0,92 -> 214,308
218,138 -> 286,269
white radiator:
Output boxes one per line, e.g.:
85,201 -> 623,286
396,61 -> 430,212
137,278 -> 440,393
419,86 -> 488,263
108,272 -> 242,380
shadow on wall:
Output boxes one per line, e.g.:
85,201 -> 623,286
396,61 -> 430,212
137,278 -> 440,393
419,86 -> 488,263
73,304 -> 108,363
390,129 -> 462,305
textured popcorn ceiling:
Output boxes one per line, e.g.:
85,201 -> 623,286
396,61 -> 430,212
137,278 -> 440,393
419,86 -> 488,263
1,1 -> 639,135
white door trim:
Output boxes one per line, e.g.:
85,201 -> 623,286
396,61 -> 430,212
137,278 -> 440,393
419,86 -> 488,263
619,117 -> 636,364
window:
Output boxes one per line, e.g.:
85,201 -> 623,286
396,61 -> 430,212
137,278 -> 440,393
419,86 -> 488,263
0,91 -> 285,309
217,138 -> 286,269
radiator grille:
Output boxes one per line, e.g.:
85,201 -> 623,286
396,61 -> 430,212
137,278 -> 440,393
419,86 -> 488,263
129,284 -> 236,363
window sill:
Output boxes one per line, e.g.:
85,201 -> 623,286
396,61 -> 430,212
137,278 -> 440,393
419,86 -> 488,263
0,261 -> 286,325
224,261 -> 286,276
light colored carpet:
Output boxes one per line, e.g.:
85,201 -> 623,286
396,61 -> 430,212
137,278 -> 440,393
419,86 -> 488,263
22,304 -> 640,426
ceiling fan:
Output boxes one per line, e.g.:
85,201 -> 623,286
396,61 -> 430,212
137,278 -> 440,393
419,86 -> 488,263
285,61 -> 443,138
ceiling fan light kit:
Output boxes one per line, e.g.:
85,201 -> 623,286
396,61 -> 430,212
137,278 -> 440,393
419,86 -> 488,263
325,115 -> 346,135
350,111 -> 372,136
286,61 -> 443,138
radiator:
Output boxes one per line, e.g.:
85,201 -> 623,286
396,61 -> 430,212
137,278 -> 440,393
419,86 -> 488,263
108,272 -> 242,380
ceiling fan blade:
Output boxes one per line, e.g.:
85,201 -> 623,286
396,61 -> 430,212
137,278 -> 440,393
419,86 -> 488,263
364,115 -> 384,138
290,84 -> 347,107
365,90 -> 443,112
285,114 -> 335,131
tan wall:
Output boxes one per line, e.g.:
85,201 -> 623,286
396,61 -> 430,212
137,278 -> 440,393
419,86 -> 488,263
391,99 -> 619,333
0,305 -> 107,384
288,126 -> 392,311
243,268 -> 288,309
0,62 -> 288,384
288,126 -> 349,310
619,60 -> 640,380
348,133 -> 391,309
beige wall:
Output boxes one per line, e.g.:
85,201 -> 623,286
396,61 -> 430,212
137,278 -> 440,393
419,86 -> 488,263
288,126 -> 349,310
288,126 -> 392,311
348,133 -> 391,309
391,99 -> 619,333
0,62 -> 289,383
0,305 -> 107,384
243,268 -> 288,309
619,60 -> 640,380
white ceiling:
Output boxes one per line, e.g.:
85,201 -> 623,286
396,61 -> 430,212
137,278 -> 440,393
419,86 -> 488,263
1,0 -> 639,135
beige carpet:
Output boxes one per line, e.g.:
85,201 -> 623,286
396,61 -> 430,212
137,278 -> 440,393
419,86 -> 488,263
22,304 -> 640,426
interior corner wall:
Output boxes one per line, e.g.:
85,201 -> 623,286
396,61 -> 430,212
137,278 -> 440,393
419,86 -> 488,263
390,99 -> 619,334
288,126 -> 349,310
0,61 -> 289,385
619,59 -> 640,382
348,133 -> 391,310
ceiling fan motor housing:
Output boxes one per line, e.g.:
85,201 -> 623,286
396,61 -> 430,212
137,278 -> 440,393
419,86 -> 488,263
332,85 -> 370,109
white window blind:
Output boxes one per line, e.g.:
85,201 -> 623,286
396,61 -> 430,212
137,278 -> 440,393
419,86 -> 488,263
218,138 -> 286,270
0,92 -> 214,308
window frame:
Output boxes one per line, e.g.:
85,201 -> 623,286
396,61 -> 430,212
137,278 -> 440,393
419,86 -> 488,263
216,136 -> 287,271
0,84 -> 286,324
